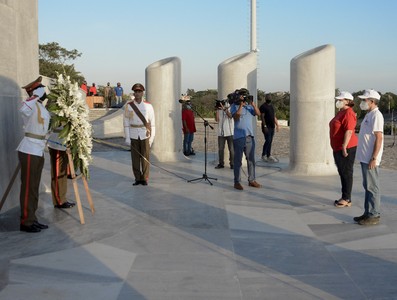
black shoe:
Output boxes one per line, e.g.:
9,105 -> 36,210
67,173 -> 80,179
230,165 -> 234,169
353,214 -> 367,223
54,201 -> 76,209
358,216 -> 380,225
183,152 -> 190,156
141,180 -> 148,186
189,151 -> 196,156
20,224 -> 41,233
215,164 -> 224,169
33,221 -> 49,229
132,181 -> 141,186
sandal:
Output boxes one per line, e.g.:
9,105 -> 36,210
334,199 -> 352,208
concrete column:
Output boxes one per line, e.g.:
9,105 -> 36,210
146,57 -> 182,162
0,1 -> 38,212
289,44 -> 337,175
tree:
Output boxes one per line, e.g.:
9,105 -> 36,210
39,42 -> 84,84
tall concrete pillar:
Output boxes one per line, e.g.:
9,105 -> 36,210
0,1 -> 39,212
289,44 -> 337,175
218,52 -> 257,104
146,57 -> 182,162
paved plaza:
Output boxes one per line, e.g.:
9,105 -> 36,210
1,146 -> 397,299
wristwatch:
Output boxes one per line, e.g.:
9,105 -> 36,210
371,157 -> 376,161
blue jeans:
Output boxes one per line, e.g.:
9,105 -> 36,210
233,136 -> 256,183
360,162 -> 381,217
183,133 -> 194,154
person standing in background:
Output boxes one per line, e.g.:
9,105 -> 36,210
329,91 -> 358,208
215,101 -> 234,169
182,100 -> 196,156
104,82 -> 114,108
89,83 -> 97,96
114,82 -> 124,107
260,94 -> 279,162
80,80 -> 88,95
354,89 -> 384,225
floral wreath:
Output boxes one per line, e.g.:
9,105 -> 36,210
47,73 -> 93,178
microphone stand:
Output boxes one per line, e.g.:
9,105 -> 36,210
186,103 -> 217,185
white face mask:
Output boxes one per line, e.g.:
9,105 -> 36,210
360,101 -> 369,111
335,100 -> 345,109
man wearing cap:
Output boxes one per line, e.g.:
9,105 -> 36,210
17,78 -> 51,232
354,89 -> 384,225
123,83 -> 155,186
329,91 -> 358,208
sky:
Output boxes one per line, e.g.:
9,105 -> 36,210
39,0 -> 397,94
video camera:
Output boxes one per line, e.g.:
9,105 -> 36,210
215,88 -> 253,108
227,88 -> 254,105
214,99 -> 226,109
178,94 -> 191,104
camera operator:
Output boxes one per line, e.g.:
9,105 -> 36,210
230,88 -> 261,190
215,99 -> 234,169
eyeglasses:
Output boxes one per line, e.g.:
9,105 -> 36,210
134,90 -> 143,93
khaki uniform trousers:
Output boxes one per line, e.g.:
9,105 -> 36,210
49,148 -> 68,206
130,138 -> 150,182
18,151 -> 44,226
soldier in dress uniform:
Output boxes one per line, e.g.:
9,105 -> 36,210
123,83 -> 155,186
17,77 -> 50,233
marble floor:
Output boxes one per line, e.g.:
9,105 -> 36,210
1,149 -> 397,300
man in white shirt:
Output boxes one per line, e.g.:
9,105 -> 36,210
17,78 -> 50,232
215,101 -> 234,169
354,89 -> 384,225
124,83 -> 155,186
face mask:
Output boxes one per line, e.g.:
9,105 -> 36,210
335,100 -> 344,109
360,101 -> 369,110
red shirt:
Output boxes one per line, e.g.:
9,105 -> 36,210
182,109 -> 196,134
80,83 -> 87,94
89,86 -> 97,95
329,107 -> 358,151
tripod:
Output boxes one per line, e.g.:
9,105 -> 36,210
187,107 -> 217,185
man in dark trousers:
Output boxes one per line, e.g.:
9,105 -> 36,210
123,83 -> 155,185
260,94 -> 279,162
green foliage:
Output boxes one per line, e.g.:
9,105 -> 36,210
39,42 -> 84,83
184,89 -> 291,121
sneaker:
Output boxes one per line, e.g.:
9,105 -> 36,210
268,156 -> 277,163
234,182 -> 243,190
358,215 -> 380,225
215,164 -> 224,169
248,180 -> 261,188
353,214 -> 367,223
261,156 -> 268,162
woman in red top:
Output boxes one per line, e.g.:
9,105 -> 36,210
329,91 -> 358,207
182,101 -> 196,156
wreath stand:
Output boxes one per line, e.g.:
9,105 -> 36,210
67,149 -> 95,224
